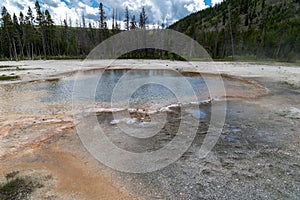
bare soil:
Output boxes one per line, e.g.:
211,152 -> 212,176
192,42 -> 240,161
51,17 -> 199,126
0,60 -> 299,199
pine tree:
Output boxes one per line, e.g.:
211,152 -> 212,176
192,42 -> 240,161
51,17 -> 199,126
19,12 -> 24,25
81,13 -> 86,28
130,15 -> 137,30
13,13 -> 23,59
99,2 -> 106,29
19,11 -> 26,57
124,6 -> 130,30
24,7 -> 35,59
115,9 -> 120,30
45,10 -> 54,26
25,7 -> 34,25
139,7 -> 147,29
115,8 -> 119,30
112,8 -> 115,30
35,0 -> 44,25
1,6 -> 15,59
44,9 -> 54,55
35,0 -> 47,57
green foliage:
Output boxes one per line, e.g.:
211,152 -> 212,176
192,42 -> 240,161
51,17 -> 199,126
139,7 -> 148,29
169,0 -> 300,61
5,171 -> 19,180
0,2 -> 157,60
280,81 -> 300,89
0,75 -> 20,81
0,65 -> 16,68
99,2 -> 107,29
119,48 -> 186,60
0,172 -> 43,200
0,3 -> 118,60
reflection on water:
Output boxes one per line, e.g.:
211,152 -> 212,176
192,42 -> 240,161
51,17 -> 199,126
0,69 -> 265,115
39,69 -> 211,104
35,80 -> 74,103
93,69 -> 209,104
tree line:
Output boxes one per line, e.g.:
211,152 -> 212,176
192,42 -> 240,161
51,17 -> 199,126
0,1 -> 150,60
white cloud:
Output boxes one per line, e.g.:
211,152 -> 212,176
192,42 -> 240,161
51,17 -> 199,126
0,0 -> 223,27
212,0 -> 223,6
0,0 -> 35,17
184,0 -> 208,13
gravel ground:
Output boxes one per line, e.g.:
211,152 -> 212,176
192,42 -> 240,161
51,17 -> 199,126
0,60 -> 299,199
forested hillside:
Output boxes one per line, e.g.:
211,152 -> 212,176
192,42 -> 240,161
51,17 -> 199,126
170,0 -> 300,61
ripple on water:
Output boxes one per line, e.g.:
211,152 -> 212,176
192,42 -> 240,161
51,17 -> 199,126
0,69 -> 267,115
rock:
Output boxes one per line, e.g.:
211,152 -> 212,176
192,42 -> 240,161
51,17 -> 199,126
110,119 -> 120,125
278,107 -> 300,119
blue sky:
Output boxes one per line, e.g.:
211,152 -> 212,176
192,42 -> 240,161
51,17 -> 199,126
0,0 -> 223,28
204,0 -> 212,6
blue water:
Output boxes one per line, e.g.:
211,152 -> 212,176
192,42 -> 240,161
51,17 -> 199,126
36,69 -> 210,104
186,108 -> 207,119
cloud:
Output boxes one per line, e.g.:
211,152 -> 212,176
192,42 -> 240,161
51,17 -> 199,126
0,0 -> 223,27
42,0 -> 60,8
184,0 -> 208,13
211,0 -> 223,6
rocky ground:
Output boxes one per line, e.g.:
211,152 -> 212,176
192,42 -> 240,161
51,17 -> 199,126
0,60 -> 299,199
